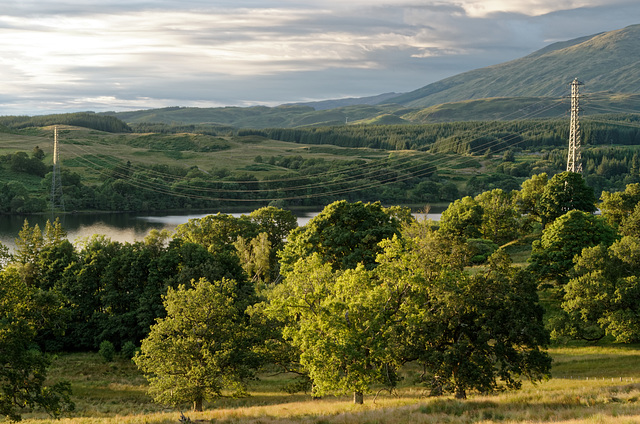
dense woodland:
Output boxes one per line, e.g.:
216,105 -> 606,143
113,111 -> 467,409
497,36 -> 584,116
5,172 -> 640,419
0,113 -> 132,133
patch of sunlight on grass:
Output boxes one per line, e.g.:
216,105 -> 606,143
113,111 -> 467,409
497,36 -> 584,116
18,348 -> 640,424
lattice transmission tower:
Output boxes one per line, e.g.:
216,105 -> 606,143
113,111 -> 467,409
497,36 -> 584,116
566,78 -> 584,173
50,126 -> 65,216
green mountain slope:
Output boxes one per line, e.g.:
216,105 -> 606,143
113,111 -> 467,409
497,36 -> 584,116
106,104 -> 412,128
386,24 -> 640,108
102,24 -> 640,127
404,93 -> 640,123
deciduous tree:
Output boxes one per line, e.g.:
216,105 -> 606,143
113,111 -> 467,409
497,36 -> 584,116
599,183 -> 640,228
538,172 -> 596,226
278,200 -> 408,274
267,253 -> 408,404
528,210 -> 617,287
438,196 -> 483,241
0,268 -> 74,421
475,189 -> 521,244
135,278 -> 257,411
559,236 -> 640,343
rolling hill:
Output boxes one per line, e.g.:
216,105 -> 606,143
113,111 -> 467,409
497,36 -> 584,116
100,24 -> 640,127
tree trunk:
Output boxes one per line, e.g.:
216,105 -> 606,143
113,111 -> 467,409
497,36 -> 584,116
194,397 -> 203,412
354,391 -> 364,404
454,387 -> 467,400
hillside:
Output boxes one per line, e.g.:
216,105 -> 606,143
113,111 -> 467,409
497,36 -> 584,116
104,93 -> 640,128
105,104 -> 414,128
96,24 -> 640,128
404,93 -> 640,123
287,92 -> 403,110
387,24 -> 640,108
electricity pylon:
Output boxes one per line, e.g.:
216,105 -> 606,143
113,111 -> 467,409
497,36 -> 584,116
566,78 -> 583,173
50,126 -> 65,216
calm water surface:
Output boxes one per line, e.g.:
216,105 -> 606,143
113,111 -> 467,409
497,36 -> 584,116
0,209 -> 442,251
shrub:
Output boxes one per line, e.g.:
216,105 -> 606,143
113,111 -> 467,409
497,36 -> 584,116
99,340 -> 116,362
467,238 -> 499,264
121,341 -> 138,360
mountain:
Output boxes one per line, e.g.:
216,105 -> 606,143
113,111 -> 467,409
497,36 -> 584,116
103,24 -> 640,127
385,24 -> 640,108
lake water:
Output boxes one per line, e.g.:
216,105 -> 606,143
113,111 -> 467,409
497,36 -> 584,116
0,209 -> 443,252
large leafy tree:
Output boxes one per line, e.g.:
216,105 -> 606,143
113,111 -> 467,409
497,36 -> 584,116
412,250 -> 551,399
620,203 -> 640,237
538,171 -> 597,226
248,206 -> 297,254
559,236 -> 640,343
528,210 -> 618,287
514,173 -> 548,219
438,196 -> 483,241
379,230 -> 551,400
174,213 -> 257,256
599,183 -> 640,228
266,253 -> 410,404
278,200 -> 409,274
135,278 -> 258,411
0,268 -> 74,421
474,189 -> 522,245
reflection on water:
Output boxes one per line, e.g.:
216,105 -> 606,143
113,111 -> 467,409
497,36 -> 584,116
0,212 -> 168,251
0,209 -> 442,251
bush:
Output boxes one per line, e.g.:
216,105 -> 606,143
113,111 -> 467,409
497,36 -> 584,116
99,340 -> 116,362
121,341 -> 138,360
467,238 -> 499,264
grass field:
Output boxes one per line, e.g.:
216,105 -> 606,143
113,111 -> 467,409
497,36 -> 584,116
15,344 -> 640,424
0,125 -> 407,186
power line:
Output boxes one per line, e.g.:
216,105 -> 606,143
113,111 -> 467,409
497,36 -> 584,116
52,84 -> 640,204
55,101 -> 572,203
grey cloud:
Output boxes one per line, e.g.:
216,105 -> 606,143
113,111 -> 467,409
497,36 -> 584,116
2,1 -> 640,115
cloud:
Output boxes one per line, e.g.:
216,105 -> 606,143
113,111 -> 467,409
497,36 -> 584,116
1,0 -> 639,114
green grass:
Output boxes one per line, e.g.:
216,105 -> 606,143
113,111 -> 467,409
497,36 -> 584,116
14,345 -> 640,424
2,124 -> 479,194
0,125 -> 390,183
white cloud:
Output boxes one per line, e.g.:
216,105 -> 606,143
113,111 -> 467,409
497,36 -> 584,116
0,0 -> 639,114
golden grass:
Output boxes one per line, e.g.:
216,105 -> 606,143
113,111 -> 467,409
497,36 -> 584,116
13,345 -> 640,424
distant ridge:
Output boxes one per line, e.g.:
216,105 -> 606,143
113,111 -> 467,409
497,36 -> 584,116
385,24 -> 640,107
101,24 -> 640,128
286,92 -> 403,111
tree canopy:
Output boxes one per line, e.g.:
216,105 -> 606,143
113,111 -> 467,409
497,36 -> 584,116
134,278 -> 258,411
559,236 -> 640,343
528,210 -> 618,287
278,200 -> 410,274
539,172 -> 597,226
0,268 -> 74,421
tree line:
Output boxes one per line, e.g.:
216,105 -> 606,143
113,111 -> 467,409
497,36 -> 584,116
0,113 -> 131,133
240,115 -> 640,151
5,172 -> 640,419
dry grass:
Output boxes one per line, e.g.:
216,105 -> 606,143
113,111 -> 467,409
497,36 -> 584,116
13,345 -> 640,424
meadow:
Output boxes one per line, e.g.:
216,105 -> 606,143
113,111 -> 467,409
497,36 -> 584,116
17,345 -> 640,424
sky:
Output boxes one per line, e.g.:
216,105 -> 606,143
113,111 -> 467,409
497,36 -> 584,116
1,1 -> 639,115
